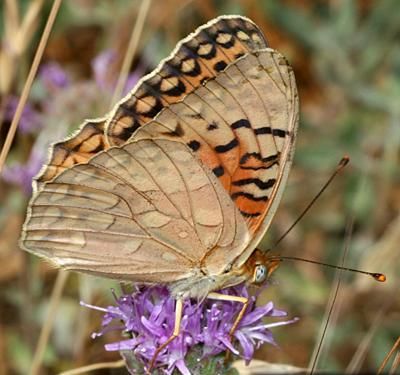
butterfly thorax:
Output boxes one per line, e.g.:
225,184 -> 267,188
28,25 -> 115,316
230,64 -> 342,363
169,249 -> 279,300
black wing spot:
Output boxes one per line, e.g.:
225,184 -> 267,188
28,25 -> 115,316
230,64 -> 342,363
147,80 -> 161,93
181,58 -> 201,77
239,152 -> 261,164
216,35 -> 234,49
118,121 -> 141,141
200,76 -> 211,85
134,97 -> 163,118
161,79 -> 186,97
262,153 -> 280,163
272,129 -> 288,138
207,122 -> 218,131
92,143 -> 105,153
231,119 -> 251,129
240,164 -> 277,171
197,42 -> 217,60
215,138 -> 239,153
240,210 -> 261,218
189,113 -> 202,120
254,127 -> 272,135
163,122 -> 185,137
187,140 -> 201,152
214,60 -> 228,72
231,192 -> 268,202
239,152 -> 280,165
232,178 -> 276,190
120,102 -> 140,118
212,166 -> 224,177
147,99 -> 164,118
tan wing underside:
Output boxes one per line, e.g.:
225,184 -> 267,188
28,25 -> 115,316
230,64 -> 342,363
36,16 -> 268,186
23,16 -> 298,285
132,49 -> 298,242
21,138 -> 249,282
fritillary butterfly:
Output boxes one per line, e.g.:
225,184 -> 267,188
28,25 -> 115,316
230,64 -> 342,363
21,15 -> 299,365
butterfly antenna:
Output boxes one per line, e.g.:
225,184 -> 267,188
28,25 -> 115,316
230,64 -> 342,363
274,156 -> 350,247
270,155 -> 386,281
270,255 -> 386,282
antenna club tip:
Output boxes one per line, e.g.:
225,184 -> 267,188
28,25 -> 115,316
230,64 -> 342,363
340,156 -> 350,166
372,273 -> 386,282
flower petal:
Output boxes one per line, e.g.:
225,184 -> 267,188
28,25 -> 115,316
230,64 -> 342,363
105,338 -> 137,351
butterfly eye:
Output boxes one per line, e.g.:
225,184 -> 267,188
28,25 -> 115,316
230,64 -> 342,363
254,265 -> 267,284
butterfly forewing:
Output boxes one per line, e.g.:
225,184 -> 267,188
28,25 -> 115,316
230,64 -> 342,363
133,49 -> 298,237
106,16 -> 268,146
36,16 -> 268,186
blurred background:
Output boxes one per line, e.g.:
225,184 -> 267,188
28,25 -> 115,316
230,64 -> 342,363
0,0 -> 399,374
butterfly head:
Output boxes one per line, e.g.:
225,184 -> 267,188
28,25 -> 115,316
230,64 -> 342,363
243,249 -> 281,285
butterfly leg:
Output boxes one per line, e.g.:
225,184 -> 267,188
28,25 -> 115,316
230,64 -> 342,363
147,298 -> 183,373
207,292 -> 249,360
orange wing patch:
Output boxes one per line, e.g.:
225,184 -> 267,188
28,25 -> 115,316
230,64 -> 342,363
36,119 -> 107,187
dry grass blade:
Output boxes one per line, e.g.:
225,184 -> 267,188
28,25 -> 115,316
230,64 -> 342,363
307,216 -> 355,374
346,304 -> 388,373
233,359 -> 307,374
15,0 -> 45,54
29,271 -> 69,375
4,0 -> 19,39
356,213 -> 399,293
389,351 -> 400,374
110,0 -> 152,108
1,0 -> 45,95
0,0 -> 61,173
378,336 -> 400,374
57,359 -> 125,375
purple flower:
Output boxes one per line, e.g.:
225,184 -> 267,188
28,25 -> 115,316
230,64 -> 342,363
82,284 -> 298,374
122,71 -> 142,96
4,96 -> 41,134
39,62 -> 70,91
91,49 -> 141,95
2,148 -> 44,194
92,49 -> 117,91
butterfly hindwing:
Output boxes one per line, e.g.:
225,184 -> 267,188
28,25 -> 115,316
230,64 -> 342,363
22,138 -> 250,281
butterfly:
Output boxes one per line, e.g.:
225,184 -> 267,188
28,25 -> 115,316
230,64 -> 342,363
20,15 -> 298,367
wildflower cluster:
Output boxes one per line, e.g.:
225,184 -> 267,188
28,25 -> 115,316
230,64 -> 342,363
83,284 -> 297,374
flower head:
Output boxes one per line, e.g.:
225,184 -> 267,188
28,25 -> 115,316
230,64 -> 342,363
4,95 -> 41,134
83,284 -> 297,374
39,62 -> 70,91
91,49 -> 141,95
92,49 -> 117,91
2,148 -> 44,194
